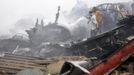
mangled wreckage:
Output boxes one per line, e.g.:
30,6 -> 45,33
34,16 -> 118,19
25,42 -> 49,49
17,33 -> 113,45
60,15 -> 134,75
0,2 -> 134,75
60,3 -> 134,75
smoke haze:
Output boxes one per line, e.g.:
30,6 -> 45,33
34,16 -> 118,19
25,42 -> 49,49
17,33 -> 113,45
0,0 -> 132,36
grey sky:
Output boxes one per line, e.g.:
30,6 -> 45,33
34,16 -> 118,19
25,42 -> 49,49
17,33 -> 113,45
0,0 -> 132,35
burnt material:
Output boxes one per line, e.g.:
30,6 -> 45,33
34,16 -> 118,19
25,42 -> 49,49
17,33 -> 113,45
68,15 -> 134,60
84,39 -> 134,75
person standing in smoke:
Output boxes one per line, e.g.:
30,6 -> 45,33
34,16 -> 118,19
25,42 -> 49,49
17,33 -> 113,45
89,7 -> 104,36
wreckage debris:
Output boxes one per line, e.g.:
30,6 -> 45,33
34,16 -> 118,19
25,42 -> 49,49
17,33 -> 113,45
0,53 -> 87,75
0,2 -> 134,75
60,15 -> 134,75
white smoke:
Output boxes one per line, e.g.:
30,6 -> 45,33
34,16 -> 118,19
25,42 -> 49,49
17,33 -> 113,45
0,0 -> 132,37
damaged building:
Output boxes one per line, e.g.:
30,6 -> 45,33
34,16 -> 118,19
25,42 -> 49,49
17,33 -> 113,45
26,7 -> 71,46
26,19 -> 71,46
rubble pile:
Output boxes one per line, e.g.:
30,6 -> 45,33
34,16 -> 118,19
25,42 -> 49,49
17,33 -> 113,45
0,53 -> 87,75
0,53 -> 48,75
